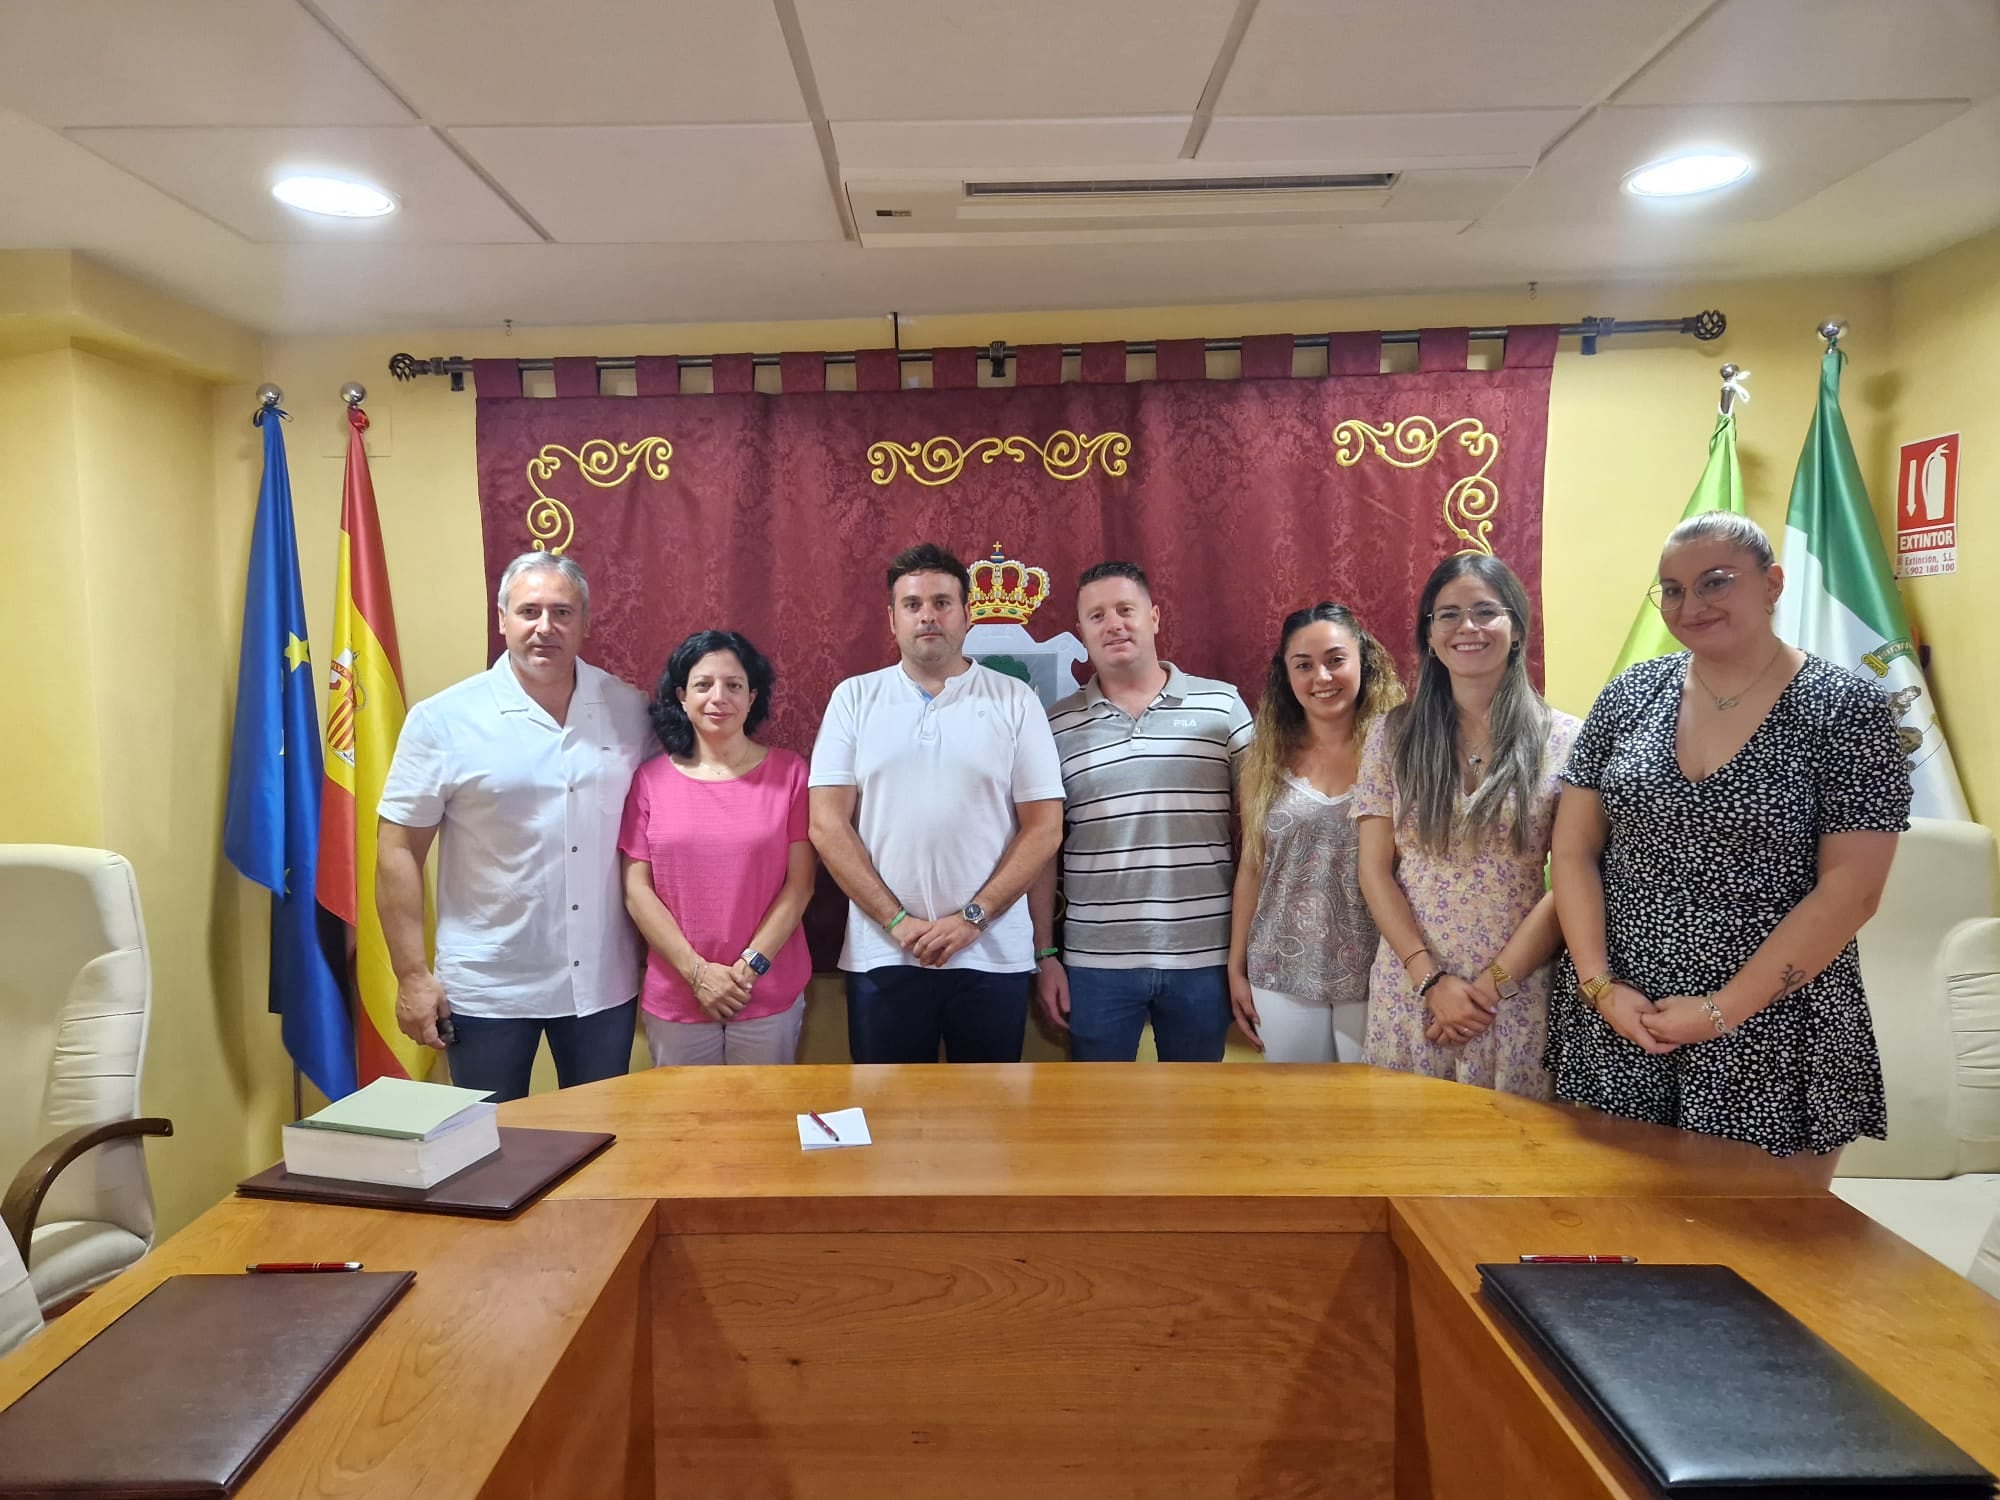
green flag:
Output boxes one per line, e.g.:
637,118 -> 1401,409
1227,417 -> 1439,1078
1609,408 -> 1744,677
1774,347 -> 1967,820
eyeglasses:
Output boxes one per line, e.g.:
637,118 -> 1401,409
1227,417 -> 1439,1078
1428,604 -> 1509,631
1647,570 -> 1740,612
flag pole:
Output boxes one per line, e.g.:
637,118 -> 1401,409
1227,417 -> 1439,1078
1718,363 -> 1740,416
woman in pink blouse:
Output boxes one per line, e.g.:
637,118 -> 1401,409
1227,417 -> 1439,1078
620,630 -> 818,1065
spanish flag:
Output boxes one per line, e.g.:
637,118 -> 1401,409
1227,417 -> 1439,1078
319,402 -> 432,1081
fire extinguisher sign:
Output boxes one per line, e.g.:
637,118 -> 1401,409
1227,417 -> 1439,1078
1895,433 -> 1959,578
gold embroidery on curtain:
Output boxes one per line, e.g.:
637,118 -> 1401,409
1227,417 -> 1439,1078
867,431 -> 1131,487
525,437 -> 673,554
1331,417 -> 1500,555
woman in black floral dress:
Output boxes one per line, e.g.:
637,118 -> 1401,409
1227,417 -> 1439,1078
1548,514 -> 1911,1182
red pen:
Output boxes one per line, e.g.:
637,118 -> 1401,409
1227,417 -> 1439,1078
807,1112 -> 841,1142
246,1261 -> 364,1273
1518,1254 -> 1638,1265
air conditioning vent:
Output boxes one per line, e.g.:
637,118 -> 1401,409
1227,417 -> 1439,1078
963,173 -> 1398,199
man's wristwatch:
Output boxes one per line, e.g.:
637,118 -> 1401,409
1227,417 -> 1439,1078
740,948 -> 771,977
961,902 -> 988,931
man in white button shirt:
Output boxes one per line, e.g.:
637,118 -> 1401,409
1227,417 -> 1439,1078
809,543 -> 1064,1063
377,551 -> 652,1101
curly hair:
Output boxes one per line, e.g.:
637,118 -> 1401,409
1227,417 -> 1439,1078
1239,603 -> 1404,872
648,630 -> 775,758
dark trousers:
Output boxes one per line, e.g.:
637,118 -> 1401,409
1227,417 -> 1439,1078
445,999 -> 637,1102
845,966 -> 1032,1064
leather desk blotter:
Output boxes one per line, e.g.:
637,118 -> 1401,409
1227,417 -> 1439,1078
0,1270 -> 413,1498
236,1126 -> 613,1219
1478,1262 -> 1995,1499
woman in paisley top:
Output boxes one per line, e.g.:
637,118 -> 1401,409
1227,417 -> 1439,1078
1548,514 -> 1910,1182
1355,555 -> 1578,1098
1228,603 -> 1405,1062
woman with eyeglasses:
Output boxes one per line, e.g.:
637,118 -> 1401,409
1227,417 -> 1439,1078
1354,555 -> 1578,1096
1546,514 -> 1909,1180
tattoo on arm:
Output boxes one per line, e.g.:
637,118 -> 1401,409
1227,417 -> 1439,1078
1770,964 -> 1807,1003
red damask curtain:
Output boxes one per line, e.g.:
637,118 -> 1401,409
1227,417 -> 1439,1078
474,332 -> 1555,970
473,330 -> 1556,755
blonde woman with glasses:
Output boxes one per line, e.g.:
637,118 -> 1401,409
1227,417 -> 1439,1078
1354,555 -> 1578,1097
1547,514 -> 1909,1183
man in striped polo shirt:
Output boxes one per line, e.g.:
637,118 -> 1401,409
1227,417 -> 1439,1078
1029,561 -> 1253,1061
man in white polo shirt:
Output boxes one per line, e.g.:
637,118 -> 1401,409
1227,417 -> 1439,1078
809,542 -> 1064,1063
1030,560 -> 1253,1061
377,551 -> 652,1101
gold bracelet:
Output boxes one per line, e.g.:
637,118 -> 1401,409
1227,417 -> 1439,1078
1699,997 -> 1732,1036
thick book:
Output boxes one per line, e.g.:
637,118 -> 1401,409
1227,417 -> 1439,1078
238,1126 -> 614,1219
0,1270 -> 413,1498
288,1076 -> 494,1140
1478,1262 -> 1995,1499
281,1103 -> 498,1189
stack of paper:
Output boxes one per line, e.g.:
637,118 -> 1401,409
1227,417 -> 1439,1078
796,1108 -> 871,1151
282,1078 -> 498,1189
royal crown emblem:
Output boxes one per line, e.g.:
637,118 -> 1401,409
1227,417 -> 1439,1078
968,543 -> 1051,624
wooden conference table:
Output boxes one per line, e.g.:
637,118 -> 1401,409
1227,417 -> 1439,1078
2,1064 -> 1997,1499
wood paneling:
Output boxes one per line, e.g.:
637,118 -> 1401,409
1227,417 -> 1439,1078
0,1196 -> 655,1500
652,1231 -> 1395,1499
526,1063 -> 1815,1222
1390,1195 -> 2000,1494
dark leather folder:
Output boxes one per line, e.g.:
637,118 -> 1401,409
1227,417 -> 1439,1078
235,1125 -> 613,1219
1478,1262 -> 1995,1498
0,1270 -> 412,1498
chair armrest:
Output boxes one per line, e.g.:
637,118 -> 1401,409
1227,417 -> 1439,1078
2,1117 -> 174,1261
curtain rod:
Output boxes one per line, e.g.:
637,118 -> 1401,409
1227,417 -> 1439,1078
387,310 -> 1726,389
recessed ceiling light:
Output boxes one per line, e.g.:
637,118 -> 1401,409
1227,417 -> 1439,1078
1622,152 -> 1752,199
272,175 -> 397,218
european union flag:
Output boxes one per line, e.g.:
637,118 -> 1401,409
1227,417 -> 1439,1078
224,405 -> 357,1100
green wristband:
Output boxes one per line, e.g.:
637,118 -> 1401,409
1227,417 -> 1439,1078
886,908 -> 909,933
1037,946 -> 1060,960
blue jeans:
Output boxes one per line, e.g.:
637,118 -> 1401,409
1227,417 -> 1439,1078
1065,965 -> 1232,1062
445,999 -> 636,1103
846,967 -> 1031,1064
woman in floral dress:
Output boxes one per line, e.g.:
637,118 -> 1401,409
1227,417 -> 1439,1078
1354,554 -> 1578,1097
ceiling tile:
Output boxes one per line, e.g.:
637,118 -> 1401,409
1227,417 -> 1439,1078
833,118 -> 1192,171
1219,0 -> 1710,114
314,0 -> 808,125
794,0 -> 1241,120
1201,111 -> 1574,167
0,0 -> 411,127
452,125 -> 844,243
1619,0 -> 2000,106
1475,100 -> 1971,226
65,126 -> 540,243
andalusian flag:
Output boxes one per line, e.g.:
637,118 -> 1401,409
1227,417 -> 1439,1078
1610,407 -> 1744,676
1775,346 -> 1968,820
318,403 -> 432,1080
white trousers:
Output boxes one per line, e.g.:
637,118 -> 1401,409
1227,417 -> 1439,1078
642,993 -> 806,1066
1251,987 -> 1368,1064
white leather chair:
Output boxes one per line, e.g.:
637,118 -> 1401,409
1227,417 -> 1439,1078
1847,819 -> 2000,1179
0,1230 -> 40,1356
0,846 -> 172,1313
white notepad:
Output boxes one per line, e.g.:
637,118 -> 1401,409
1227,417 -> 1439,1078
797,1107 -> 871,1150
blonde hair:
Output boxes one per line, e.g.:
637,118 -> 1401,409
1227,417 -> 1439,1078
1241,603 -> 1404,872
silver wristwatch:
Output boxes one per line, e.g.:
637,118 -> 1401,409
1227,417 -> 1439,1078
961,902 -> 988,930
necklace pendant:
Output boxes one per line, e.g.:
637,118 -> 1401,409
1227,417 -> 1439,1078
1713,693 -> 1740,710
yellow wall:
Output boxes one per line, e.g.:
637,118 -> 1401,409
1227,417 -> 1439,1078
1883,226 -> 2000,824
5,248 -> 1991,1234
249,276 -> 1894,724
